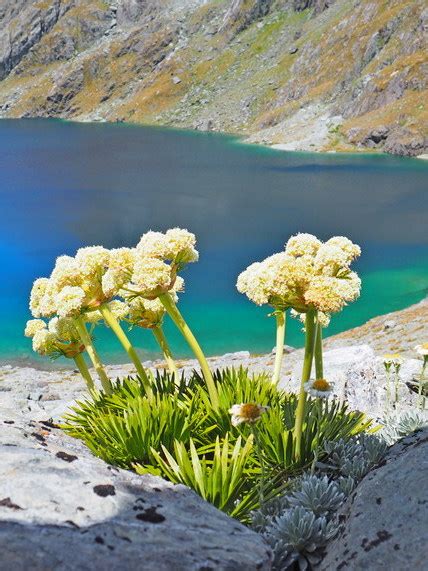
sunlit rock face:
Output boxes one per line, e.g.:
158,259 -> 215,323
0,0 -> 426,156
320,428 -> 428,571
0,406 -> 272,570
116,0 -> 157,25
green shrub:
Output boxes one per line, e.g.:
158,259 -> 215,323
63,367 -> 373,521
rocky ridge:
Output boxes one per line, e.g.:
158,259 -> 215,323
0,0 -> 427,156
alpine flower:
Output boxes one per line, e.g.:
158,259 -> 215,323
229,403 -> 269,426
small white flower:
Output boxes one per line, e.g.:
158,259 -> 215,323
304,378 -> 334,399
229,403 -> 269,426
383,353 -> 403,368
415,343 -> 428,357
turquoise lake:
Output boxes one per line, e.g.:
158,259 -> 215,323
0,119 -> 427,368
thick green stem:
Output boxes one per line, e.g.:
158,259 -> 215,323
75,316 -> 112,395
272,310 -> 286,386
314,319 -> 324,380
152,325 -> 179,383
73,352 -> 95,392
294,310 -> 316,460
159,293 -> 219,410
99,304 -> 152,397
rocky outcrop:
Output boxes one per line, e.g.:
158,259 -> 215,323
0,0 -> 66,80
324,297 -> 428,356
0,0 -> 426,156
221,0 -> 274,33
319,428 -> 428,570
0,412 -> 272,570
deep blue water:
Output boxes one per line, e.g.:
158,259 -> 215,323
0,119 -> 427,367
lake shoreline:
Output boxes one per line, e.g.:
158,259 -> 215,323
2,297 -> 426,376
27,116 -> 428,159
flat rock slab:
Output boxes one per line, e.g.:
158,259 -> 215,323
0,416 -> 271,571
320,428 -> 428,570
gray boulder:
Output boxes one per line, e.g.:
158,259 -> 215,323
0,415 -> 271,570
319,428 -> 428,570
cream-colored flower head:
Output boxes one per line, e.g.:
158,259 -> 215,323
314,244 -> 351,276
55,286 -> 86,318
165,227 -> 199,266
136,231 -> 171,259
49,246 -> 132,311
109,247 -> 136,271
29,317 -> 84,358
324,236 -> 361,263
75,246 -> 110,278
236,261 -> 271,306
24,319 -> 47,338
132,257 -> 173,299
304,277 -> 347,313
338,272 -> 361,300
285,233 -> 322,257
48,316 -> 78,342
32,329 -> 57,356
102,248 -> 136,297
133,229 -> 197,299
128,297 -> 166,329
279,254 -> 315,292
229,403 -> 269,426
50,256 -> 82,290
136,228 -> 198,267
173,276 -> 185,294
415,343 -> 428,357
304,378 -> 334,398
29,278 -> 51,317
238,233 -> 361,315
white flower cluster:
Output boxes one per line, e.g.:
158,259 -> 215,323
24,317 -> 83,358
28,228 -> 196,322
29,246 -> 128,319
237,233 -> 361,316
127,298 -> 166,329
132,228 -> 197,298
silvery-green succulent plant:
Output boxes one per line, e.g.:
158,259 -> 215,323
251,494 -> 291,532
322,434 -> 387,481
381,410 -> 427,445
337,475 -> 356,496
264,506 -> 338,570
287,475 -> 345,516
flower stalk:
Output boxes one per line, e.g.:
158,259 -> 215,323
99,304 -> 153,397
272,310 -> 286,385
159,292 -> 219,410
75,316 -> 112,395
73,352 -> 95,392
314,318 -> 324,380
152,325 -> 179,383
294,310 -> 317,460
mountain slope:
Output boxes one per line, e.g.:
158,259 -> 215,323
0,0 -> 427,155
